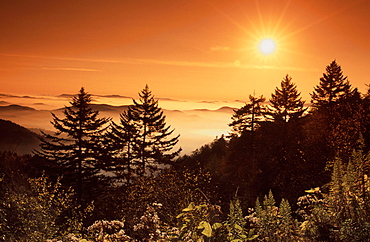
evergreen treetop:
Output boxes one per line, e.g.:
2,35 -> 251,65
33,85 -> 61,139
311,60 -> 355,108
268,74 -> 306,122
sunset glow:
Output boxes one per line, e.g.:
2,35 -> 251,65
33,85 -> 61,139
0,0 -> 369,152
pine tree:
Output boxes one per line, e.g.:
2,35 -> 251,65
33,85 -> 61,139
104,109 -> 139,183
114,85 -> 180,176
310,60 -> 362,162
268,74 -> 306,122
229,94 -> 265,136
311,60 -> 355,109
36,87 -> 110,202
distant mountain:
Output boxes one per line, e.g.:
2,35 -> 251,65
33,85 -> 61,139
0,104 -> 36,111
89,104 -> 129,113
217,106 -> 235,113
188,106 -> 234,113
0,119 -> 40,154
0,101 -> 9,105
54,103 -> 130,113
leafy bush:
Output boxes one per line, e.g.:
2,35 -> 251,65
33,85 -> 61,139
1,175 -> 88,241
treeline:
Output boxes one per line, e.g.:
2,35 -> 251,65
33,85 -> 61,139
178,60 -> 370,209
1,60 -> 370,241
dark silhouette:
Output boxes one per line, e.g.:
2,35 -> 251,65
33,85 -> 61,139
35,87 -> 111,203
268,74 -> 306,122
107,85 -> 181,178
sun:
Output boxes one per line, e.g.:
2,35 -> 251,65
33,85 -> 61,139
258,38 -> 277,55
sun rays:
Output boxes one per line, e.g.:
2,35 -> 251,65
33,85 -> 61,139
209,0 -> 352,69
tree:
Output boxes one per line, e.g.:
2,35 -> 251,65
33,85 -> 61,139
36,87 -> 110,203
114,85 -> 180,176
229,94 -> 265,136
311,60 -> 355,109
104,109 -> 139,183
261,75 -> 308,201
225,94 -> 266,207
268,74 -> 306,122
310,60 -> 362,163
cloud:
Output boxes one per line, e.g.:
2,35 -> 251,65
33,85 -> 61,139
198,100 -> 220,104
57,94 -> 74,99
0,93 -> 39,99
41,67 -> 100,72
158,97 -> 184,102
0,53 -> 319,72
96,94 -> 131,99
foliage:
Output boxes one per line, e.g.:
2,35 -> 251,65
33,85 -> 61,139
86,220 -> 132,241
254,191 -> 298,241
119,167 -> 215,230
175,202 -> 223,241
298,148 -> 370,241
224,198 -> 258,241
1,175 -> 86,241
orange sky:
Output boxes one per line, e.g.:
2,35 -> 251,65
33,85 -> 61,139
0,0 -> 369,105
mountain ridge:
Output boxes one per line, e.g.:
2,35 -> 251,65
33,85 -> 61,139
0,119 -> 40,155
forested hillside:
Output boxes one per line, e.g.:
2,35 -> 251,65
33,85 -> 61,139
1,60 -> 370,241
0,119 -> 40,154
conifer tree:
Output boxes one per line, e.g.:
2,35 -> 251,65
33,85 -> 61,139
268,74 -> 306,122
104,109 -> 139,183
310,60 -> 361,162
114,85 -> 180,176
311,60 -> 355,108
229,94 -> 265,136
36,87 -> 110,202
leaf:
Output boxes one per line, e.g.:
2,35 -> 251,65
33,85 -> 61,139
231,239 -> 242,242
300,220 -> 308,230
247,234 -> 259,240
176,213 -> 184,218
198,221 -> 212,237
180,224 -> 187,230
234,224 -> 243,231
305,187 -> 320,193
182,202 -> 195,212
212,222 -> 223,230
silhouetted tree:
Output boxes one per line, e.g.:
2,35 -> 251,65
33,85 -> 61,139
311,60 -> 355,109
36,87 -> 110,203
113,85 -> 180,176
103,109 -> 139,183
268,74 -> 306,122
310,60 -> 363,163
229,94 -> 265,136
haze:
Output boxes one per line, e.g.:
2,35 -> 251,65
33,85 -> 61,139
0,0 -> 369,152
